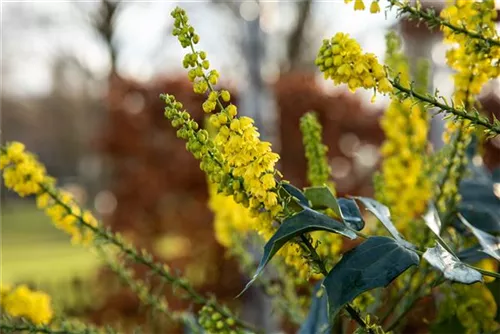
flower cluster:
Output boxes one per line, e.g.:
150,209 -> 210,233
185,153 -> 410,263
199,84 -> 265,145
172,7 -> 220,95
299,112 -> 334,190
344,0 -> 381,13
441,0 -> 499,108
376,33 -> 432,231
438,283 -> 499,334
299,112 -> 343,272
208,184 -> 256,248
440,0 -> 499,144
1,284 -> 53,325
162,94 -> 226,186
1,142 -> 46,196
170,7 -> 283,233
315,32 -> 392,97
1,142 -> 97,245
435,130 -> 469,213
197,305 -> 241,334
435,1 -> 498,213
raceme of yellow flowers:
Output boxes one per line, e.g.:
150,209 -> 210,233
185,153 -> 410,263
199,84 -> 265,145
1,142 -> 98,245
1,284 -> 54,325
315,32 -> 393,100
170,8 -> 317,281
440,0 -> 498,141
376,33 -> 432,232
441,0 -> 499,111
436,0 -> 499,212
299,112 -> 343,270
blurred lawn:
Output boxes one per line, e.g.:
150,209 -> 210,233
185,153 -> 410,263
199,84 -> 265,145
2,200 -> 101,285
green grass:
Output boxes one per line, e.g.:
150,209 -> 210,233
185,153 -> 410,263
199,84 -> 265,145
2,200 -> 101,285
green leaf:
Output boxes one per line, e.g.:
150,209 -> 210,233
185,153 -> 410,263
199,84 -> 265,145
423,243 -> 482,284
281,182 -> 310,207
298,282 -> 331,334
458,205 -> 500,234
338,198 -> 365,231
354,197 -> 414,249
304,186 -> 341,216
459,214 -> 500,262
323,236 -> 419,319
237,207 -> 357,297
457,245 -> 490,264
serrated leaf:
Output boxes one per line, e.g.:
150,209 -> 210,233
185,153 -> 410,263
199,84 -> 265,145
281,182 -> 310,207
423,243 -> 482,284
237,207 -> 357,297
323,236 -> 419,319
304,186 -> 341,216
298,283 -> 331,334
338,198 -> 365,231
459,215 -> 500,262
354,197 -> 414,249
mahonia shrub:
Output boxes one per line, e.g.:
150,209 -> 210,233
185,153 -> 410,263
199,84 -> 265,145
1,1 -> 500,334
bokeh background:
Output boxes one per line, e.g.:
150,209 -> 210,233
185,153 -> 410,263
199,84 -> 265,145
2,0 -> 500,332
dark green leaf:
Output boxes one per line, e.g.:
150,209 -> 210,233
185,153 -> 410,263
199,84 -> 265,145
338,198 -> 365,231
354,197 -> 414,249
459,215 -> 500,262
323,236 -> 419,319
457,205 -> 500,234
457,245 -> 490,264
237,207 -> 357,297
423,243 -> 482,284
304,186 -> 341,216
298,283 -> 331,334
457,170 -> 500,233
281,182 -> 310,207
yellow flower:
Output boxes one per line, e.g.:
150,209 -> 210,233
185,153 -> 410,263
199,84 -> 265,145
2,285 -> 53,325
5,142 -> 26,162
354,0 -> 365,10
370,1 -> 380,13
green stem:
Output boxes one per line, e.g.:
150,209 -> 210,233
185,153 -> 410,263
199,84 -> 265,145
467,264 -> 500,279
41,184 -> 261,334
299,234 -> 373,333
0,321 -> 116,334
389,0 -> 500,47
390,80 -> 500,136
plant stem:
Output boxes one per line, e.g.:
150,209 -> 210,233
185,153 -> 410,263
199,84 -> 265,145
299,235 -> 373,333
390,80 -> 500,136
42,184 -> 261,334
389,0 -> 500,47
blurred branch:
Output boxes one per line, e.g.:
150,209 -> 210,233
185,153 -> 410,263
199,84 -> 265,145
80,0 -> 120,75
286,0 -> 312,71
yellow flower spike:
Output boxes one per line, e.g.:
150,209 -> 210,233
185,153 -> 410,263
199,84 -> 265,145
375,32 -> 431,234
